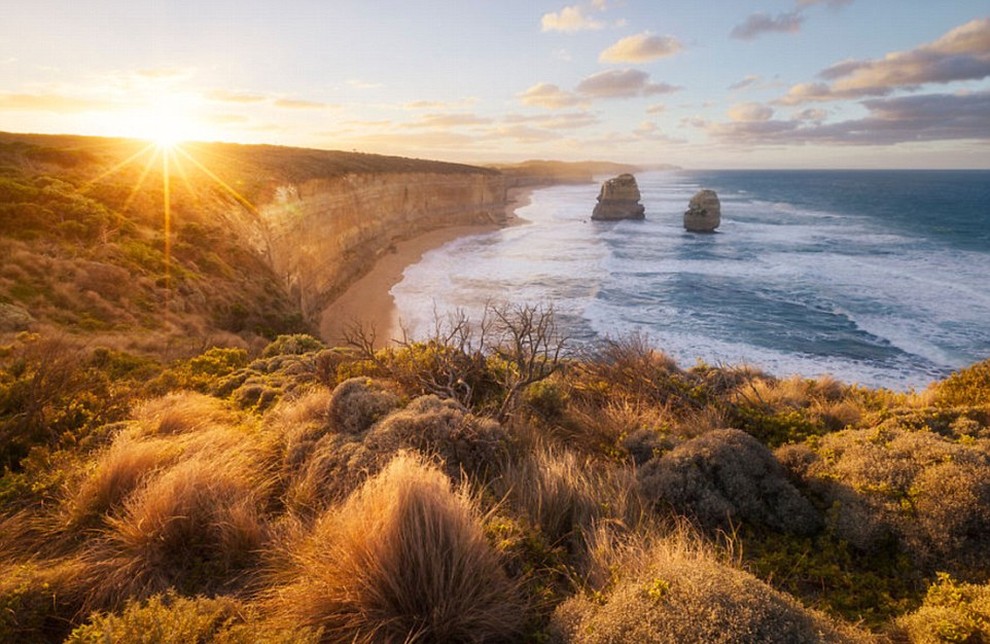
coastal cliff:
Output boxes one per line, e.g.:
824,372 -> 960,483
252,170 -> 506,320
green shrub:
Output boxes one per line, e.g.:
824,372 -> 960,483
894,573 -> 990,643
261,334 -> 324,358
933,359 -> 990,408
326,377 -> 400,435
66,590 -> 316,643
0,559 -> 91,642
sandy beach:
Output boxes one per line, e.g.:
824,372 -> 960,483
320,187 -> 533,348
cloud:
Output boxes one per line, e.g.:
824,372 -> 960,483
518,83 -> 583,109
794,107 -> 828,122
575,69 -> 680,99
797,0 -> 853,7
646,103 -> 666,115
541,5 -> 604,33
728,74 -> 762,91
273,98 -> 332,109
728,102 -> 775,122
503,111 -> 599,129
346,79 -> 383,89
711,90 -> 990,146
0,92 -> 111,112
486,125 -> 562,143
731,11 -> 803,40
409,113 -> 493,128
206,89 -> 268,103
780,18 -> 990,103
599,32 -> 684,63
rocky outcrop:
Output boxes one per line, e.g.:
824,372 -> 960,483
684,189 -> 720,232
248,171 -> 506,319
592,174 -> 645,221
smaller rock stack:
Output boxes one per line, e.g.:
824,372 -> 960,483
592,174 -> 646,221
684,189 -> 721,232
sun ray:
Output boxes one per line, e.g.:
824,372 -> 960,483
79,142 -> 157,194
174,146 -> 260,214
120,146 -> 161,213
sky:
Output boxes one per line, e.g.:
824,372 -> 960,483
1,0 -> 988,168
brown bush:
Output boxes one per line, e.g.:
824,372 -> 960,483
271,452 -> 523,642
0,558 -> 94,643
638,429 -> 821,535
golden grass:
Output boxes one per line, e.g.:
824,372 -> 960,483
270,452 -> 523,643
87,455 -> 270,608
497,444 -> 645,551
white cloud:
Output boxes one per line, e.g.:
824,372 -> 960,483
728,102 -> 774,122
518,83 -> 583,109
575,69 -> 680,99
599,32 -> 684,63
779,18 -> 990,103
541,5 -> 605,33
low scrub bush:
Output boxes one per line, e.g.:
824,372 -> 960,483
0,558 -> 92,642
364,394 -> 509,481
66,590 -> 315,644
894,573 -> 990,643
638,429 -> 821,535
550,530 -> 868,643
326,376 -> 400,435
271,452 -> 523,642
795,427 -> 990,577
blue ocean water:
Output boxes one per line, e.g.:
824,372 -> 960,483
392,170 -> 990,390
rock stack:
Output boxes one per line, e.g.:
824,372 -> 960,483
592,174 -> 645,221
684,189 -> 720,232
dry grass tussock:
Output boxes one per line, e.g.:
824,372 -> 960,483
551,526 -> 872,643
85,453 -> 270,608
270,452 -> 523,643
496,444 -> 646,552
130,391 -> 242,437
734,374 -> 865,431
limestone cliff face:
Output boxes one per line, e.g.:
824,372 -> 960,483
249,171 -> 506,319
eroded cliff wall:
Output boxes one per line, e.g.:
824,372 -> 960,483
251,171 -> 506,320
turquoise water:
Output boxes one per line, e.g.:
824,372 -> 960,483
392,170 -> 990,390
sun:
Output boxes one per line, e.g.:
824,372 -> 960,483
146,107 -> 195,149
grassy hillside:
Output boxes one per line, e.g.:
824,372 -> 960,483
1,303 -> 988,642
0,133 -> 501,356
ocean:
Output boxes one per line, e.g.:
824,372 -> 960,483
391,170 -> 990,391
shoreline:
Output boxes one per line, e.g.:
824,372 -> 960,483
319,186 -> 534,348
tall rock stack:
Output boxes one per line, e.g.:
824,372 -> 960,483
592,174 -> 646,221
684,189 -> 721,232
